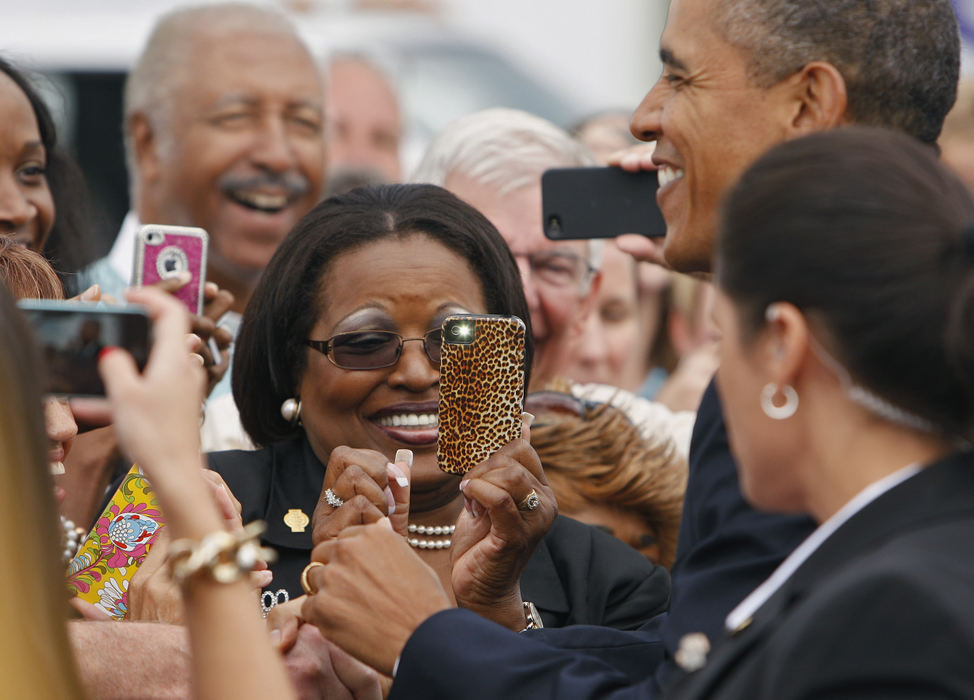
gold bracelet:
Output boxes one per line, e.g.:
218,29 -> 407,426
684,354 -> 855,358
170,520 -> 276,586
520,601 -> 544,632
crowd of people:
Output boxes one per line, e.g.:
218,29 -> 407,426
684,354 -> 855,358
2,0 -> 973,698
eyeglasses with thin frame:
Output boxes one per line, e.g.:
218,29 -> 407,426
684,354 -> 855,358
305,328 -> 443,370
515,250 -> 595,290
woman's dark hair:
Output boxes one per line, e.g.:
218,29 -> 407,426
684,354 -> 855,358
717,126 -> 974,438
0,57 -> 94,285
234,183 -> 534,446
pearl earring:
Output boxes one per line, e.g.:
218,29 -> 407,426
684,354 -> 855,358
281,398 -> 302,425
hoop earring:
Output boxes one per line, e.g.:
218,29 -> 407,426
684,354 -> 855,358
761,383 -> 798,420
281,398 -> 302,425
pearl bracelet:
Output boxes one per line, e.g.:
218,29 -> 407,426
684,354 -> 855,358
169,520 -> 276,586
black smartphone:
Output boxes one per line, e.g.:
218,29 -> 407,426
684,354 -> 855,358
541,166 -> 666,239
17,300 -> 151,398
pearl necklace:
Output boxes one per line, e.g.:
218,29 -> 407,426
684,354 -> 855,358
61,515 -> 86,565
406,523 -> 455,550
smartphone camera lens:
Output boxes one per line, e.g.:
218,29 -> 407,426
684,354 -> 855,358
145,230 -> 164,245
546,215 -> 562,237
444,319 -> 475,345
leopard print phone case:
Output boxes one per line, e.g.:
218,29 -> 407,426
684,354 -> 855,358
437,314 -> 526,475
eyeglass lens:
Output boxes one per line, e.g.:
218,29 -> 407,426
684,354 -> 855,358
329,330 -> 442,369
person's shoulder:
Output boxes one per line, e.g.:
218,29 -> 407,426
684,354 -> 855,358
542,515 -> 660,584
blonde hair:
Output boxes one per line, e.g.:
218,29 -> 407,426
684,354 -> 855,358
0,284 -> 84,698
530,395 -> 687,568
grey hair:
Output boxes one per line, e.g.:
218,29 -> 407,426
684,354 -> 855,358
712,0 -> 959,145
123,3 -> 309,201
412,108 -> 603,271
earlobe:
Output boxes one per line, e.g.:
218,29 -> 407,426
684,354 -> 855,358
790,61 -> 848,134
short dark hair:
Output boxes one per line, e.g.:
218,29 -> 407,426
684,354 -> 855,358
717,126 -> 974,438
234,183 -> 533,446
712,0 -> 960,144
0,57 -> 94,280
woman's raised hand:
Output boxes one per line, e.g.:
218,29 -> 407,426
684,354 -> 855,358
451,415 -> 557,631
311,447 -> 412,544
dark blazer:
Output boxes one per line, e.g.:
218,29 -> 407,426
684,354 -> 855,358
387,381 -> 817,700
208,437 -> 669,629
671,449 -> 974,699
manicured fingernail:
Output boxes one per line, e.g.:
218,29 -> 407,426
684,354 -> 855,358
191,353 -> 205,367
81,284 -> 100,300
176,271 -> 192,283
394,449 -> 413,467
50,461 -> 65,475
464,496 -> 474,515
205,282 -> 218,293
522,412 -> 536,427
459,479 -> 469,492
254,569 -> 274,587
385,485 -> 396,516
471,501 -> 482,518
269,629 -> 281,646
378,517 -> 393,530
387,462 -> 409,488
98,346 -> 118,361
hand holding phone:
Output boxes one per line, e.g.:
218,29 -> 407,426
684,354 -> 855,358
437,314 -> 526,475
541,167 -> 666,240
133,224 -> 209,315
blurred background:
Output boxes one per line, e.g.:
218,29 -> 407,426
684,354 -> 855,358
0,0 -> 669,254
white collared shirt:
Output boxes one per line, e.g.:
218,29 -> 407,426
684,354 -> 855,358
725,462 -> 922,632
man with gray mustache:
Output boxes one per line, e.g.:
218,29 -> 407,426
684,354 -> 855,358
81,3 -> 326,317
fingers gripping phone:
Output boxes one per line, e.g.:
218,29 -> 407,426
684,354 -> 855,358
132,224 -> 209,315
437,314 -> 526,475
541,167 -> 666,240
17,299 -> 151,398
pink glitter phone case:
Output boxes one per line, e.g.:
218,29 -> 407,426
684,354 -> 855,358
132,225 -> 209,315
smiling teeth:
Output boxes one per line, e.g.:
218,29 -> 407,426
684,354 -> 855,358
657,167 -> 685,188
377,413 -> 438,428
236,192 -> 287,210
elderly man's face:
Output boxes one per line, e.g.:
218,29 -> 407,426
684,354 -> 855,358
630,0 -> 796,273
326,58 -> 402,182
140,32 -> 326,283
445,173 -> 596,390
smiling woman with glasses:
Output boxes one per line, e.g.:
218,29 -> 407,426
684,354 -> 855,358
206,184 -> 668,642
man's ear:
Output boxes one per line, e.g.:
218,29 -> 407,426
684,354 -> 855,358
129,113 -> 162,186
785,61 -> 848,135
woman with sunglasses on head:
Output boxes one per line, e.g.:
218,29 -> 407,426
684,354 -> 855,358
208,184 -> 668,639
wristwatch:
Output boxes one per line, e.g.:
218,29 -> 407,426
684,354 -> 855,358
520,601 -> 544,632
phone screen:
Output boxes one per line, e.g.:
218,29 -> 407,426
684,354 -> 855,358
18,300 -> 151,397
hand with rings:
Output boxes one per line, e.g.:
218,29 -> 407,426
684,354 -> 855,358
311,446 -> 413,547
451,416 -> 556,632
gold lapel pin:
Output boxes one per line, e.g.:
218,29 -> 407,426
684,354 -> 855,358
284,508 -> 309,533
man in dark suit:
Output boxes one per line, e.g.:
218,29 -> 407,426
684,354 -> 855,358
300,0 -> 963,696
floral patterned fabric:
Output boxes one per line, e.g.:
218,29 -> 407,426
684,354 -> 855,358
66,465 -> 165,620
